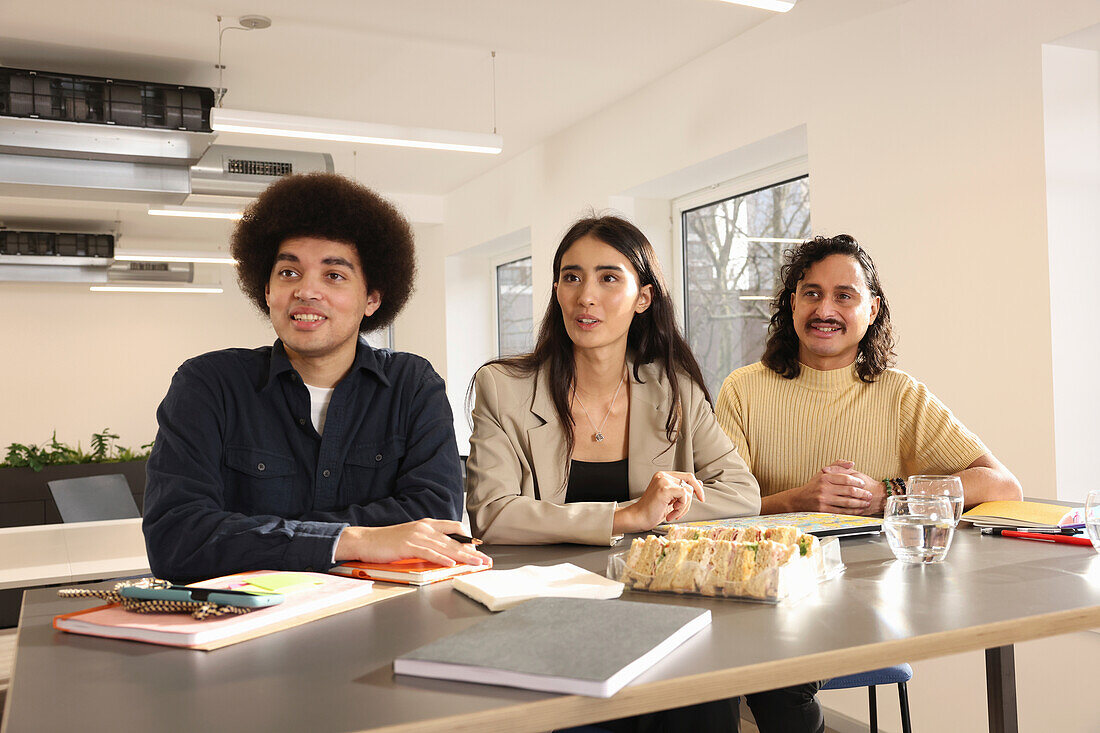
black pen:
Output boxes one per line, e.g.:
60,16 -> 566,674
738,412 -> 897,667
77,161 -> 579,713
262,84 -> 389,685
447,532 -> 483,545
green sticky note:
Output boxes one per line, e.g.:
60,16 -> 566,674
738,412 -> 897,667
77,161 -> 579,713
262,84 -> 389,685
243,573 -> 324,594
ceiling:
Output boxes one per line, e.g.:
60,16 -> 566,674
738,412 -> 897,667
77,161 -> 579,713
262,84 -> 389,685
0,0 -> 784,245
0,1 -> 779,194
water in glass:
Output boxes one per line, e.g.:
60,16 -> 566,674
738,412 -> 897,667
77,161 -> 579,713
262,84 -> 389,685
1086,490 -> 1100,553
884,495 -> 955,563
907,475 -> 964,525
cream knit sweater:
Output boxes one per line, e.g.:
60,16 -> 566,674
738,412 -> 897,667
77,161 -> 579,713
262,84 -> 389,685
715,362 -> 987,498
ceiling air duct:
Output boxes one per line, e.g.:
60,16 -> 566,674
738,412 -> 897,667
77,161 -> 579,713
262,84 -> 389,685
0,66 -> 215,203
0,228 -> 193,285
188,145 -> 334,199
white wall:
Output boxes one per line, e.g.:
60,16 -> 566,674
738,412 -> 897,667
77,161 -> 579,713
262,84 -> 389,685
439,227 -> 531,453
1,226 -> 273,450
1043,38 -> 1100,504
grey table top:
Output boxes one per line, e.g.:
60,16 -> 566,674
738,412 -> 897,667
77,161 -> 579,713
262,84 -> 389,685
4,529 -> 1100,733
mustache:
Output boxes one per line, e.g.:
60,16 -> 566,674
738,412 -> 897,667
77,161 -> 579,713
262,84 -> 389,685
807,319 -> 844,329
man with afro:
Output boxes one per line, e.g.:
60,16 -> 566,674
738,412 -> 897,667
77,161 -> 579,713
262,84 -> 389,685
143,173 -> 487,582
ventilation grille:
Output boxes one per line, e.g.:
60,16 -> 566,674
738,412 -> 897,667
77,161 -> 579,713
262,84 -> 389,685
125,262 -> 170,272
227,158 -> 292,177
0,230 -> 114,258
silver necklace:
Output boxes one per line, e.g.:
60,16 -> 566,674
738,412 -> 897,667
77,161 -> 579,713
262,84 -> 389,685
573,371 -> 626,443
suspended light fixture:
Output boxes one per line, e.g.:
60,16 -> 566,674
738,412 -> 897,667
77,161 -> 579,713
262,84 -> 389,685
211,17 -> 503,154
716,0 -> 795,11
147,205 -> 243,220
210,108 -> 503,154
90,285 -> 225,294
114,249 -> 237,265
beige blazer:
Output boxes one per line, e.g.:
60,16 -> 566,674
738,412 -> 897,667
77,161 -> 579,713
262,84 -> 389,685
466,361 -> 761,545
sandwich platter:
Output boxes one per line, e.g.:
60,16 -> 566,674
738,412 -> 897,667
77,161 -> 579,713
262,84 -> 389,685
607,525 -> 844,604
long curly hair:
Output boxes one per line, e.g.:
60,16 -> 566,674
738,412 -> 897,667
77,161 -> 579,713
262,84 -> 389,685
473,215 -> 708,462
231,173 -> 416,332
761,234 -> 895,382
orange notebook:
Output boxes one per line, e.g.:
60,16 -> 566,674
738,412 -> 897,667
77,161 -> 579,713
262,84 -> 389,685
330,557 -> 492,586
53,571 -> 410,650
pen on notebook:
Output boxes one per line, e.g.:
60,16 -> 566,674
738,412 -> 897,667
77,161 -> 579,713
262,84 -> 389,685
447,533 -> 483,546
993,530 -> 1093,547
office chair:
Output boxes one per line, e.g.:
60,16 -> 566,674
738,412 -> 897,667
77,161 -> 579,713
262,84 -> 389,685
47,474 -> 140,523
820,664 -> 913,733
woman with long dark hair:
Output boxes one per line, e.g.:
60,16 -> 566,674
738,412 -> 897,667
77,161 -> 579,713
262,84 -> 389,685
466,215 -> 760,546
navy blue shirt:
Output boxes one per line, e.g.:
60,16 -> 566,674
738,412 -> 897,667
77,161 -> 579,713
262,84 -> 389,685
142,339 -> 463,582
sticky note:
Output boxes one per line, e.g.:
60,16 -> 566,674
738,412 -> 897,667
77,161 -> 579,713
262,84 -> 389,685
243,573 -> 323,594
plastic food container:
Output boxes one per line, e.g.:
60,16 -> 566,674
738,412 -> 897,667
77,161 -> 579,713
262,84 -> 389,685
606,534 -> 844,604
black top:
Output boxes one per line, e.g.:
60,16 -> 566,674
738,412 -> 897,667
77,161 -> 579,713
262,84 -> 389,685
565,458 -> 629,504
143,339 -> 463,583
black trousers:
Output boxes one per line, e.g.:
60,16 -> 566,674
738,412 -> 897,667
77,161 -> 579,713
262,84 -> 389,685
742,681 -> 824,733
564,681 -> 823,733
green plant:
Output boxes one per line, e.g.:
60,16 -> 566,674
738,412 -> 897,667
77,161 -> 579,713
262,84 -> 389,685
1,429 -> 153,472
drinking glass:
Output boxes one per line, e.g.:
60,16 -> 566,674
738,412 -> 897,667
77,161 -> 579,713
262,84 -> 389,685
1085,489 -> 1100,554
907,475 -> 964,526
884,495 -> 956,563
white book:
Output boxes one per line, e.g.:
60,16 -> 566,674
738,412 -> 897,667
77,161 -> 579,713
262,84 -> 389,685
394,597 -> 711,698
452,562 -> 623,611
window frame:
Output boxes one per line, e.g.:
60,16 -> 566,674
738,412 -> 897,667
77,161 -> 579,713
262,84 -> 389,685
670,156 -> 808,333
491,247 -> 534,357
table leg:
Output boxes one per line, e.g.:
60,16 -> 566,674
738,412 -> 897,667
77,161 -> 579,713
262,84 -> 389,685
985,645 -> 1018,733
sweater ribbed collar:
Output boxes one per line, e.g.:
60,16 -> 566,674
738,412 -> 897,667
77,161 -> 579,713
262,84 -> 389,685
794,361 -> 862,391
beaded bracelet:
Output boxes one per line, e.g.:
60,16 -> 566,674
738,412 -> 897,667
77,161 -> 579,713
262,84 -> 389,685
883,478 -> 907,497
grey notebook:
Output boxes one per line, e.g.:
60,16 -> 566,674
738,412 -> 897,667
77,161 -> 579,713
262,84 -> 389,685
393,596 -> 711,697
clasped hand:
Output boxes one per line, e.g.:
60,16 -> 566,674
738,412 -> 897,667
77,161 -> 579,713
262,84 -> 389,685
613,471 -> 705,534
793,460 -> 883,515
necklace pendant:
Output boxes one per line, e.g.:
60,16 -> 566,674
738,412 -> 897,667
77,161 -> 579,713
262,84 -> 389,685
593,431 -> 605,443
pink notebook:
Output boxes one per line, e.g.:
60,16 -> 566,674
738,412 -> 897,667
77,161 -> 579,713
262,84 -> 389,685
53,570 -> 403,650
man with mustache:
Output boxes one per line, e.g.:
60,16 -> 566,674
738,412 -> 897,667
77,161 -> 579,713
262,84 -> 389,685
715,234 -> 1020,517
712,235 -> 1021,732
143,173 -> 488,583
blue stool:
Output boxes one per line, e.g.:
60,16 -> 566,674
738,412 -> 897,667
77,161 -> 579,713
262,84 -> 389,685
821,664 -> 913,733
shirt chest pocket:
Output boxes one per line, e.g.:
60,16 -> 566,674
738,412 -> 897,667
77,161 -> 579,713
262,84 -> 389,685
225,446 -> 298,517
343,437 -> 406,503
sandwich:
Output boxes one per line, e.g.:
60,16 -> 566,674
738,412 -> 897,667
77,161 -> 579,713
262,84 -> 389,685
746,539 -> 797,598
625,535 -> 668,590
765,526 -> 799,545
740,526 -> 767,542
669,536 -> 715,593
699,539 -> 736,595
620,537 -> 648,584
650,540 -> 693,592
665,525 -> 704,542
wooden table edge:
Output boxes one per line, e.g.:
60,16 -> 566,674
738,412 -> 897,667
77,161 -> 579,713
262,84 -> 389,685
354,605 -> 1100,733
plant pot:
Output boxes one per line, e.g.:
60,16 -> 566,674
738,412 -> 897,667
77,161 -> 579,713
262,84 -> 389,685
0,459 -> 147,528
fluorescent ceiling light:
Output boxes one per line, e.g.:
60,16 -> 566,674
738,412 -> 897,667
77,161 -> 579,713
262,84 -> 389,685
90,285 -> 225,294
738,295 -> 773,301
148,205 -> 243,220
735,237 -> 804,244
716,0 -> 795,11
114,250 -> 237,265
211,108 -> 503,155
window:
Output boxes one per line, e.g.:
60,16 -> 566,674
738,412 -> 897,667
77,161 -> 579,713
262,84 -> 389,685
678,175 -> 810,397
495,256 -> 533,356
